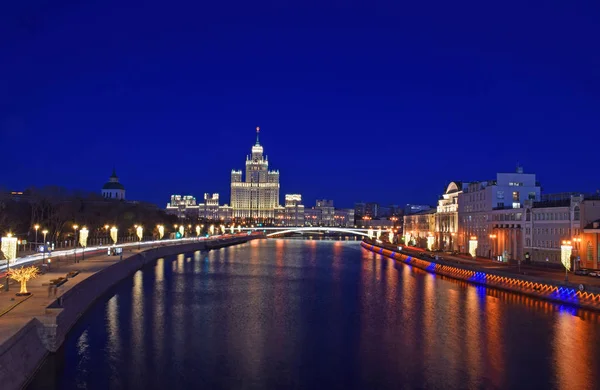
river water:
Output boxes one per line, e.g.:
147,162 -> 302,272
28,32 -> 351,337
29,239 -> 600,389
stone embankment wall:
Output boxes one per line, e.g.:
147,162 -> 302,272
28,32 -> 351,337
0,236 -> 256,390
361,241 -> 600,312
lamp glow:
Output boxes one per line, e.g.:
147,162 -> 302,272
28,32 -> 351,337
468,237 -> 478,258
388,231 -> 394,244
79,227 -> 89,248
209,225 -> 215,235
110,227 -> 118,245
136,226 -> 143,241
179,225 -> 184,237
368,229 -> 374,239
157,225 -> 164,239
1,236 -> 18,264
561,241 -> 572,271
196,225 -> 201,236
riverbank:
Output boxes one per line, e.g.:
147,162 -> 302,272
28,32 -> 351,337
361,240 -> 600,312
0,234 -> 259,390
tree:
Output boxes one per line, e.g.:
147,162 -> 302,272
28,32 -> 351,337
8,266 -> 40,295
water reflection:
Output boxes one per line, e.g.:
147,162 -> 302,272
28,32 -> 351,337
30,240 -> 600,390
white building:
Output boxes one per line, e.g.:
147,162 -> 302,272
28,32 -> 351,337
101,169 -> 126,200
434,181 -> 468,251
458,166 -> 541,260
166,195 -> 198,219
231,127 -> 280,219
284,194 -> 305,226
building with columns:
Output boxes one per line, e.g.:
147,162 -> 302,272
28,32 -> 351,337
231,127 -> 280,220
434,181 -> 467,251
403,209 -> 436,249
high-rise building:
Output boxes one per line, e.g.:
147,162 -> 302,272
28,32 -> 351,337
284,194 -> 305,226
231,127 -> 280,219
166,195 -> 198,219
315,199 -> 335,226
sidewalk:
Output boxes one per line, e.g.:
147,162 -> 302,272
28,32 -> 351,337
0,248 -> 136,346
391,243 -> 600,288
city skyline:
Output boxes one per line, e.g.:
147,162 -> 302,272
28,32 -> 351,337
2,1 -> 599,208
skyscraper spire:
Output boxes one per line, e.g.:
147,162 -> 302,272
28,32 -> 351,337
256,126 -> 260,145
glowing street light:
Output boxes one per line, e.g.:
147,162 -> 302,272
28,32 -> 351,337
238,225 -> 242,233
469,236 -> 478,258
561,240 -> 573,281
196,225 -> 201,237
42,229 -> 48,266
388,230 -> 394,244
73,224 -> 79,262
1,234 -> 18,291
178,225 -> 184,238
157,225 -> 165,240
33,224 -> 40,251
136,225 -> 143,250
79,227 -> 89,261
209,225 -> 215,235
110,226 -> 118,245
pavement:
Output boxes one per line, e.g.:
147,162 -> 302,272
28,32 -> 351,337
388,243 -> 600,288
0,248 -> 138,346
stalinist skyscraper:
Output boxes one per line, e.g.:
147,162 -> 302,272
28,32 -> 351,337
231,127 -> 280,219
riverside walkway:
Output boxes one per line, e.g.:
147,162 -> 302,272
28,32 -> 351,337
0,235 -> 248,346
396,243 -> 600,289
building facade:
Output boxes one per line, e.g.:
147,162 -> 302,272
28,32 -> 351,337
458,167 -> 540,261
403,209 -> 436,249
101,169 -> 126,200
166,195 -> 198,219
284,194 -> 305,226
231,127 -> 280,219
523,194 -> 600,268
434,181 -> 466,251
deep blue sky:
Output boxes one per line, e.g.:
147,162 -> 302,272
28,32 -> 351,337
2,0 -> 599,208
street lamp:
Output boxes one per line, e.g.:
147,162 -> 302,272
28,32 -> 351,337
157,225 -> 165,240
489,234 -> 497,260
73,224 -> 79,263
1,233 -> 18,291
79,227 -> 89,261
573,237 -> 582,270
104,224 -> 110,245
110,226 -> 118,245
561,240 -> 572,282
469,236 -> 478,258
42,229 -> 48,266
33,224 -> 40,252
136,225 -> 143,250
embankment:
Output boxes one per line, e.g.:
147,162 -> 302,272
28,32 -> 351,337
361,241 -> 600,312
0,235 -> 257,390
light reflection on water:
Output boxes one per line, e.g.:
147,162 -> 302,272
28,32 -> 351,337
29,239 -> 600,390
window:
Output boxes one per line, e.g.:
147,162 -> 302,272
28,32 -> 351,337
574,206 -> 580,221
528,192 -> 536,200
498,202 -> 504,209
526,209 -> 531,221
497,191 -> 505,199
588,242 -> 593,262
512,191 -> 520,201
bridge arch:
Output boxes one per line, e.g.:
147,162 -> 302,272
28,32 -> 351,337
262,227 -> 370,238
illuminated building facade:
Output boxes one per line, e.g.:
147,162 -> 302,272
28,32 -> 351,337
458,166 -> 540,261
231,127 -> 280,219
434,181 -> 467,251
403,209 -> 436,248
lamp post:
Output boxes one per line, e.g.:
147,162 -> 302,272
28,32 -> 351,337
489,234 -> 497,260
42,229 -> 48,266
561,240 -> 573,282
34,224 -> 40,252
157,225 -> 165,240
79,227 -> 89,261
104,224 -> 110,245
73,224 -> 79,263
2,233 -> 18,291
573,237 -> 582,271
136,225 -> 143,250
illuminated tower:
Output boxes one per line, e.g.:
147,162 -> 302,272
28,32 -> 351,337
231,127 -> 280,219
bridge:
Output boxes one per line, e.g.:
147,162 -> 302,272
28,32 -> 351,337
240,226 -> 375,238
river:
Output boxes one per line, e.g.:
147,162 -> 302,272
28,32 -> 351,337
28,239 -> 600,389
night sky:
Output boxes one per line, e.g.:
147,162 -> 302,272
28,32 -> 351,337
2,0 -> 599,208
